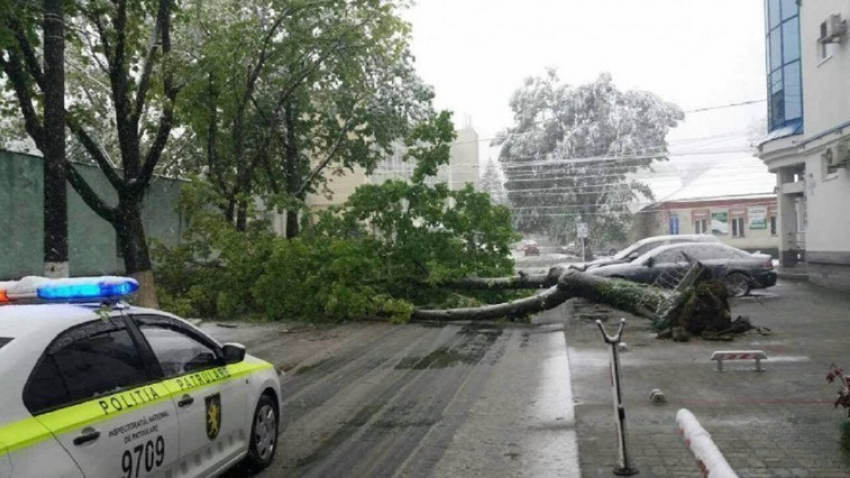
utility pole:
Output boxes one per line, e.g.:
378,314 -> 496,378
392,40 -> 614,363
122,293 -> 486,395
42,0 -> 68,278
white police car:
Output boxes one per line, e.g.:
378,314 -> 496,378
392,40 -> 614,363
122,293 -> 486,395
0,276 -> 281,477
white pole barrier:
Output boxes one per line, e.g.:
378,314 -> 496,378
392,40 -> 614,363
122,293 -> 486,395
676,409 -> 738,478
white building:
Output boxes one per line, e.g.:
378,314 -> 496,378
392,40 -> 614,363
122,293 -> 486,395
448,127 -> 479,191
758,0 -> 850,289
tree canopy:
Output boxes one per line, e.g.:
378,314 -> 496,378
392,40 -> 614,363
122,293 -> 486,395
495,70 -> 684,247
178,0 -> 435,236
154,111 -> 521,322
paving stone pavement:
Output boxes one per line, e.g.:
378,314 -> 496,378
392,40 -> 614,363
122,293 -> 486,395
563,280 -> 850,477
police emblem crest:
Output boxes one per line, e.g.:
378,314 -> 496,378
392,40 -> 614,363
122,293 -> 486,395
205,393 -> 222,440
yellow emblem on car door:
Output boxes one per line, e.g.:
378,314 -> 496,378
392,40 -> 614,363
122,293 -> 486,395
205,393 -> 222,440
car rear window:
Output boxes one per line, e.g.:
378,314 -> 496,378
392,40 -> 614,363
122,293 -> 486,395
0,338 -> 11,350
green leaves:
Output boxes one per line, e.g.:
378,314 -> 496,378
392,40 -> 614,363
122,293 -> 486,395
154,111 -> 520,323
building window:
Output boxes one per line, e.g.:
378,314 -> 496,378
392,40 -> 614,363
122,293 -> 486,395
765,0 -> 803,132
695,219 -> 708,234
770,215 -> 777,236
732,217 -> 746,238
668,214 -> 680,235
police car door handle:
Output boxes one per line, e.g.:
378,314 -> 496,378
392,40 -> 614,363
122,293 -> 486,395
178,394 -> 194,408
73,428 -> 100,446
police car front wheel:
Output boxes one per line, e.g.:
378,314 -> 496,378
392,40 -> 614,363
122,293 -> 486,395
245,393 -> 279,471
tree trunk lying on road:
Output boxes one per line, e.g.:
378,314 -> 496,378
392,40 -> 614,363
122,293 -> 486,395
438,266 -> 565,290
411,283 -> 571,321
416,262 -> 749,341
412,268 -> 667,322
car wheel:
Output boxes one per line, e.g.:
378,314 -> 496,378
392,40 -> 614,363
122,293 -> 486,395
723,273 -> 751,297
245,393 -> 279,472
608,248 -> 617,256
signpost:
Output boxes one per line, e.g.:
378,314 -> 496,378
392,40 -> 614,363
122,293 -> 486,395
577,222 -> 589,260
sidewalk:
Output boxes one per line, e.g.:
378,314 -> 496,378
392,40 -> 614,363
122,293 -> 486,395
564,280 -> 850,477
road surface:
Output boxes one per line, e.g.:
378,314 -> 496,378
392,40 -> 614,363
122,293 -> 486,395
207,259 -> 579,477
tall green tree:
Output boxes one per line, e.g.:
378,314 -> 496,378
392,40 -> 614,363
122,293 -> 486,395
180,0 -> 434,237
496,70 -> 683,252
1,0 -> 183,305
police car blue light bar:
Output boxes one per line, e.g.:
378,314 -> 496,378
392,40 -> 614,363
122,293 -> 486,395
0,276 -> 139,304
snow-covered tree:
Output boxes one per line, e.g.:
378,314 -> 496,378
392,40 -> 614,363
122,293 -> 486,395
495,70 -> 683,249
479,157 -> 507,205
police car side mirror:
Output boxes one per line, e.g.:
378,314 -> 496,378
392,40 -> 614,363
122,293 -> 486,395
222,343 -> 246,364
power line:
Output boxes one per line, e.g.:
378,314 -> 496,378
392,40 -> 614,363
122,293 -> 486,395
501,167 -> 768,185
450,100 -> 766,146
683,99 -> 766,114
502,160 -> 766,179
499,147 -> 756,170
506,199 -> 778,210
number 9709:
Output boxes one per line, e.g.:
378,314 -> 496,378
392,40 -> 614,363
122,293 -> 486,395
121,436 -> 165,478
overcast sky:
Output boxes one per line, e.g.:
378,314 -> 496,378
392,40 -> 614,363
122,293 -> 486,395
404,0 -> 768,162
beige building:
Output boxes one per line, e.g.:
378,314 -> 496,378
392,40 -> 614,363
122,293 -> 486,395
634,194 -> 779,256
758,0 -> 850,289
269,126 -> 481,234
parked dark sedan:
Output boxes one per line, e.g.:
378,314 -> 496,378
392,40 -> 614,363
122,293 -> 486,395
570,234 -> 720,271
588,242 -> 777,296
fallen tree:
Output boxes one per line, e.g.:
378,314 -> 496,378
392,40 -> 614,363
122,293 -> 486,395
415,261 -> 760,342
413,267 -> 667,322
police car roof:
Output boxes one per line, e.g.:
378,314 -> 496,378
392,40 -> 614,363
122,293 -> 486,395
0,303 -> 119,340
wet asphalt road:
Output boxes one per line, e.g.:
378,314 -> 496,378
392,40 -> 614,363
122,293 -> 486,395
206,262 -> 579,477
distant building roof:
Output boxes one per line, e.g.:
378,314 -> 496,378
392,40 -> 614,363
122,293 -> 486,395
640,130 -> 775,206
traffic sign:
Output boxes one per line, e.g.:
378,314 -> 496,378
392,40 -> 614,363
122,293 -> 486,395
577,222 -> 589,238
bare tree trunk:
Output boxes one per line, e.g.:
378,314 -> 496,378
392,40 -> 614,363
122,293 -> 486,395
413,269 -> 667,322
283,97 -> 301,239
286,209 -> 299,239
412,285 -> 572,321
42,0 -> 67,278
115,205 -> 158,308
441,266 -> 565,290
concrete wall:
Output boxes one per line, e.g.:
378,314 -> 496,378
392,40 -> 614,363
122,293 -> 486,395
0,150 -> 184,279
798,0 -> 850,258
800,0 -> 850,137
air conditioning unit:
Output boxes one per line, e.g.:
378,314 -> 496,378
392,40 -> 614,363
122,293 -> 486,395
823,142 -> 850,169
820,14 -> 847,44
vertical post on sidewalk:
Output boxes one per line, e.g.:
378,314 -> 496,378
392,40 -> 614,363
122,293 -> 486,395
596,318 -> 638,476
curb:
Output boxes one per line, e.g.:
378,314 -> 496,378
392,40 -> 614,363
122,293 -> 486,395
777,272 -> 809,282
